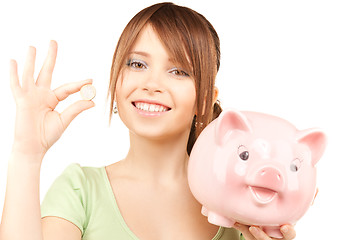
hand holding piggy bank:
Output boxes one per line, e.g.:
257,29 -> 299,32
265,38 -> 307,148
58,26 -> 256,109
188,110 -> 327,238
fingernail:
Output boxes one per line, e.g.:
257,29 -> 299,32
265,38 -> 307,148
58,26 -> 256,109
249,226 -> 259,235
281,226 -> 288,233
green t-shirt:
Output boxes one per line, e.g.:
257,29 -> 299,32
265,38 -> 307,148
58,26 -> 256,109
41,164 -> 244,240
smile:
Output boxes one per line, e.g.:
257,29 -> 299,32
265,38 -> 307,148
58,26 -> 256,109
249,186 -> 278,205
132,101 -> 171,113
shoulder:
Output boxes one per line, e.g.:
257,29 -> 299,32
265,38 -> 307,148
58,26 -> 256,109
62,163 -> 103,174
45,163 -> 106,196
41,163 -> 108,226
60,163 -> 104,182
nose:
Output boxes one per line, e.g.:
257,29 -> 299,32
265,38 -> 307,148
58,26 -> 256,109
142,70 -> 164,94
254,167 -> 284,192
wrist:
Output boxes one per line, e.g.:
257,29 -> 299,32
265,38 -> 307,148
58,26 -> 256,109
9,148 -> 45,169
11,141 -> 46,159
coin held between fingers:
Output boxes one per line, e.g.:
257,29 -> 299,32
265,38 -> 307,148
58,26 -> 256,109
80,84 -> 96,100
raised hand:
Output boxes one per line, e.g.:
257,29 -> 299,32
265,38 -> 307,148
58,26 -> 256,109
10,40 -> 95,159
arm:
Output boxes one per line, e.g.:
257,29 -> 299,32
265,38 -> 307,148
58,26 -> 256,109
0,41 -> 94,240
1,153 -> 43,240
2,157 -> 82,240
42,217 -> 82,240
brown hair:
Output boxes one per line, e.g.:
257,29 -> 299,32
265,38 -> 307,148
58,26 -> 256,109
108,2 -> 222,154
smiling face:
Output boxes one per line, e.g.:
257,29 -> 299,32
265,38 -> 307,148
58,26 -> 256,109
115,25 -> 196,141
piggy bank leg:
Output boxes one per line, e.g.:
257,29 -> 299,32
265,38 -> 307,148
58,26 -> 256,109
261,226 -> 282,239
202,206 -> 235,227
201,206 -> 209,216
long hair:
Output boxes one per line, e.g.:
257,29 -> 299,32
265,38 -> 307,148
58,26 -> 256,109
108,2 -> 222,154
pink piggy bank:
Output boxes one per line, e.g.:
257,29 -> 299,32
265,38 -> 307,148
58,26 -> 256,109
188,109 -> 326,238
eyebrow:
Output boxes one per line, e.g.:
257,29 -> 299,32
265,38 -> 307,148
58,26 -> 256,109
129,51 -> 150,57
128,50 -> 175,64
128,51 -> 189,69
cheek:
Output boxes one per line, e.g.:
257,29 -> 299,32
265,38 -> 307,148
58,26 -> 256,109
115,72 -> 134,99
176,81 -> 196,111
115,80 -> 121,98
115,73 -> 123,98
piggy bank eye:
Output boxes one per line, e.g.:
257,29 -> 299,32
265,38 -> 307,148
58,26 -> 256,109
237,145 -> 249,161
290,158 -> 302,172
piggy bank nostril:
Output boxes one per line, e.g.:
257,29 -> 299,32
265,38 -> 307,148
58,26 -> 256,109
255,167 -> 283,190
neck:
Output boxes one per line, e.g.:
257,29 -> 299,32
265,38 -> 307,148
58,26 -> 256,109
123,130 -> 190,185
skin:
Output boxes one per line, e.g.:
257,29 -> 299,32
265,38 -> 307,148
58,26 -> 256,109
115,25 -> 197,141
1,41 -> 91,240
0,27 -> 296,240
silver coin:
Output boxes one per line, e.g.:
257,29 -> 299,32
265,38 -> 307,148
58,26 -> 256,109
80,84 -> 96,100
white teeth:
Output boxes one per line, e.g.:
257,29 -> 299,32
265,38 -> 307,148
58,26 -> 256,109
149,104 -> 155,112
135,102 -> 168,112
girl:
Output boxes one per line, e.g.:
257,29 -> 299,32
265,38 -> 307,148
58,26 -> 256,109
0,2 -> 296,240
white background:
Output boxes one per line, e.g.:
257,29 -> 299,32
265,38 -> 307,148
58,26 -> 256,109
0,0 -> 359,239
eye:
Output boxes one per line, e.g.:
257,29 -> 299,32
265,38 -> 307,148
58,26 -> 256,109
169,68 -> 190,77
237,145 -> 249,161
126,59 -> 147,69
290,158 -> 302,172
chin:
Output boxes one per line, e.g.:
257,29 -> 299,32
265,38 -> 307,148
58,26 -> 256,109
129,123 -> 191,142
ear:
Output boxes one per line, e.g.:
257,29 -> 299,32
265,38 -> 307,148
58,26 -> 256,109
212,86 -> 219,106
196,87 -> 220,116
297,128 -> 327,166
215,110 -> 252,146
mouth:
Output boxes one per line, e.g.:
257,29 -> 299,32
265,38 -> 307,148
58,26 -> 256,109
249,186 -> 278,204
132,101 -> 171,113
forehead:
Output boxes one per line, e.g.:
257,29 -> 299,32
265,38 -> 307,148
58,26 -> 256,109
129,24 -> 192,71
130,25 -> 169,58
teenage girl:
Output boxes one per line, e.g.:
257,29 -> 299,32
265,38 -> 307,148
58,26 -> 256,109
0,3 -> 296,240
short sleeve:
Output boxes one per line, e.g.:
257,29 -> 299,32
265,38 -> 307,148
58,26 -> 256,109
240,233 -> 245,240
41,163 -> 88,234
218,227 -> 243,240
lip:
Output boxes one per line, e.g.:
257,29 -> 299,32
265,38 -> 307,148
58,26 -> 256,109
131,99 -> 171,117
133,99 -> 171,108
249,186 -> 278,205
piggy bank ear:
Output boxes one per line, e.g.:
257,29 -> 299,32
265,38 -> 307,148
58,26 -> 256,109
297,129 -> 327,166
215,110 -> 252,146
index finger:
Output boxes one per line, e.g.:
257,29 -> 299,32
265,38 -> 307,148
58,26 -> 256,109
9,59 -> 22,96
36,40 -> 58,88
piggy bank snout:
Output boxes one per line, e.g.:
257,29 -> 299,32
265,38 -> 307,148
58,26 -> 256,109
253,167 -> 284,192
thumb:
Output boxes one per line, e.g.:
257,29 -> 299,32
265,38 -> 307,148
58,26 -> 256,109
60,100 -> 95,129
